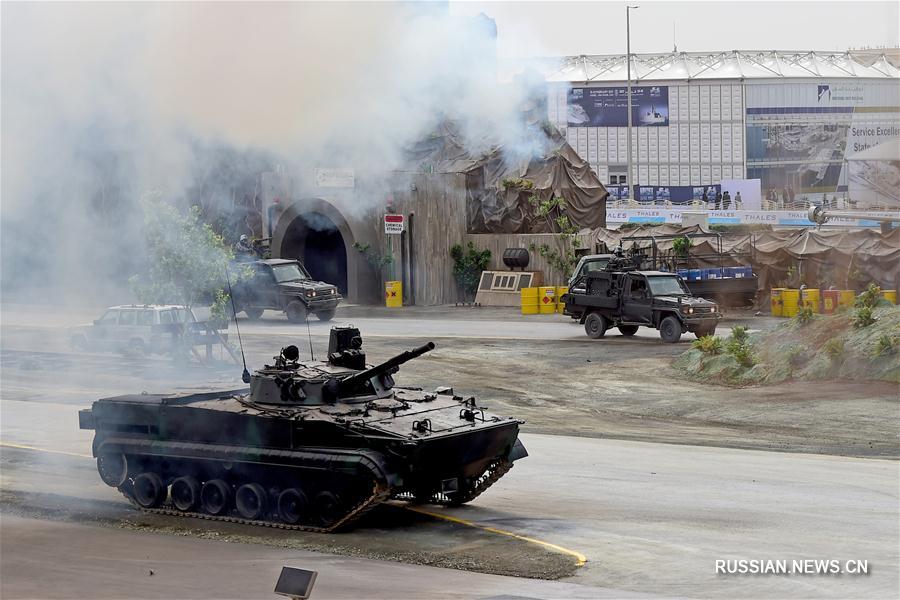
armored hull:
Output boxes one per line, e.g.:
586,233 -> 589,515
79,328 -> 526,531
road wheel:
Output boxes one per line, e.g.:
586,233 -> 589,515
243,307 -> 264,320
695,326 -> 716,338
235,483 -> 268,520
277,488 -> 309,524
618,325 -> 639,337
97,453 -> 129,487
171,476 -> 202,512
659,316 -> 683,343
285,301 -> 307,323
128,338 -> 146,357
316,309 -> 336,322
312,491 -> 343,528
584,313 -> 607,339
71,335 -> 88,351
133,472 -> 167,508
201,479 -> 232,516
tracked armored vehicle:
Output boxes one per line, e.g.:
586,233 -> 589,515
79,327 -> 526,531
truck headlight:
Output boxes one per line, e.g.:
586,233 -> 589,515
681,306 -> 694,314
711,306 -> 717,313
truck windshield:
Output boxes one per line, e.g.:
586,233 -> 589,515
648,276 -> 689,296
272,263 -> 309,283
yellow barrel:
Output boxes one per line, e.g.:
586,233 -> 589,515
556,287 -> 569,314
385,280 -> 402,308
770,288 -> 785,317
801,288 -> 820,313
782,289 -> 800,317
882,290 -> 897,305
521,287 -> 539,315
838,290 -> 855,309
538,286 -> 557,314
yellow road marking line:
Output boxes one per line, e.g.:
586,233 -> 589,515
404,505 -> 587,567
0,441 -> 93,460
1,442 -> 587,566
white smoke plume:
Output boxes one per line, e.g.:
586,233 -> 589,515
1,2 -> 548,302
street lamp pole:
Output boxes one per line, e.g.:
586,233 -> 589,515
626,5 -> 639,202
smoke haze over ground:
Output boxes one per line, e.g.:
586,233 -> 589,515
1,2 -> 546,303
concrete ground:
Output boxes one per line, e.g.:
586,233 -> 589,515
1,301 -> 898,599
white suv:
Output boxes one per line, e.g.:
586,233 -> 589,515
69,305 -> 196,355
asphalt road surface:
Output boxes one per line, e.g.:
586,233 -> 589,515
2,302 -> 898,599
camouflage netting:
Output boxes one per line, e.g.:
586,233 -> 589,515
592,225 -> 900,291
405,121 -> 608,234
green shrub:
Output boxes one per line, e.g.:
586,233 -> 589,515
852,306 -> 876,328
730,325 -> 749,343
692,335 -> 723,354
824,338 -> 845,362
729,342 -> 756,368
855,283 -> 883,309
450,242 -> 491,300
672,236 -> 692,258
872,334 -> 897,358
794,305 -> 815,324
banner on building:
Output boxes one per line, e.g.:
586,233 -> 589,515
605,208 -> 897,228
567,86 -> 669,127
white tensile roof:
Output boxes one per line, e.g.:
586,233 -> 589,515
506,50 -> 900,82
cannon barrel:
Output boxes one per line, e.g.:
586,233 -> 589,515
338,342 -> 435,393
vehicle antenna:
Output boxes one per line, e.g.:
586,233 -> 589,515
304,307 -> 315,361
224,267 -> 251,383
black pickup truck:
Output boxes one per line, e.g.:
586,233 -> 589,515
230,259 -> 341,323
562,269 -> 721,343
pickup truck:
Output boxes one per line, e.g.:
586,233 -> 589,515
562,269 -> 721,343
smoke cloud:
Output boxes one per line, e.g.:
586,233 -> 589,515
1,2 -> 548,303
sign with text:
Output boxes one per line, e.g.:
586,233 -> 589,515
384,214 -> 405,234
567,86 -> 669,127
315,168 -> 355,188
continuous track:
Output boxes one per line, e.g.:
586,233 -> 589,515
119,479 -> 390,533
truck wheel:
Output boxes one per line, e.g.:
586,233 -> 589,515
618,325 -> 639,337
695,326 -> 716,338
584,313 -> 607,339
316,309 -> 336,322
243,307 -> 264,320
659,316 -> 682,343
285,301 -> 307,323
71,334 -> 88,351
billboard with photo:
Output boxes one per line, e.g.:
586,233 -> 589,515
567,86 -> 669,127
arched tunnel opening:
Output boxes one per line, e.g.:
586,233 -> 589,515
280,212 -> 348,295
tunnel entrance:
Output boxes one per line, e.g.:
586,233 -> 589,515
280,212 -> 348,295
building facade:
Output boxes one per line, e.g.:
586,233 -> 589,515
537,51 -> 900,210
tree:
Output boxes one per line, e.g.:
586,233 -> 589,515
129,196 -> 234,319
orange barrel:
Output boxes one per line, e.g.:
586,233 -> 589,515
822,290 -> 840,314
838,290 -> 855,309
521,287 -> 539,315
882,290 -> 897,305
782,289 -> 800,317
770,288 -> 785,316
801,288 -> 820,313
385,281 -> 403,308
556,286 -> 569,314
538,286 -> 557,314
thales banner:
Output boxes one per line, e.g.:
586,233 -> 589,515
567,86 -> 669,127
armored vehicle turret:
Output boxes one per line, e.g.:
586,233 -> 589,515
79,327 -> 526,531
